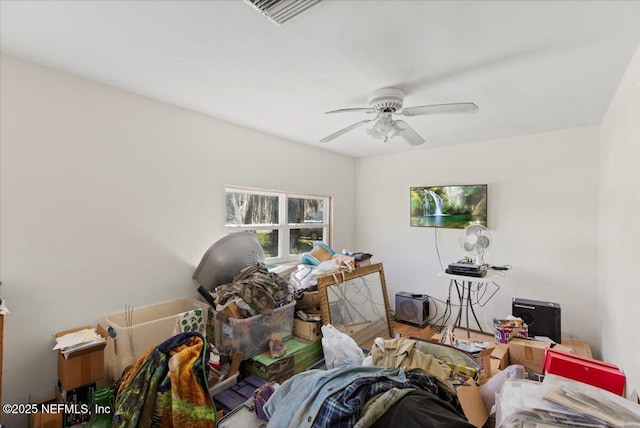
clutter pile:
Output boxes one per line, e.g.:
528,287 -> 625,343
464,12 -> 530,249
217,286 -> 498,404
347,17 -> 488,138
263,365 -> 469,428
497,373 -> 640,426
300,242 -> 373,269
41,234 -> 640,428
290,245 -> 374,344
228,332 -> 519,428
215,262 -> 290,317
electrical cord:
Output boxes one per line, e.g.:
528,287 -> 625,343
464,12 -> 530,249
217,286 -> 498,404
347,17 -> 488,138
426,297 -> 439,324
475,283 -> 487,302
430,276 -> 502,330
430,295 -> 449,328
430,281 -> 457,329
432,301 -> 450,331
475,281 -> 501,307
434,227 -> 444,271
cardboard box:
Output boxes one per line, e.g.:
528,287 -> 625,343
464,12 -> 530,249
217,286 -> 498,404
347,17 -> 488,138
568,337 -> 592,358
490,358 -> 502,375
561,334 -> 593,359
494,323 -> 528,344
457,379 -> 489,428
475,347 -> 494,380
508,338 -> 571,375
291,339 -> 323,374
242,352 -> 294,384
355,258 -> 371,268
56,326 -> 106,391
293,319 -> 322,342
241,338 -> 323,382
28,397 -> 64,428
295,291 -> 320,310
490,344 -> 510,370
508,338 -> 549,374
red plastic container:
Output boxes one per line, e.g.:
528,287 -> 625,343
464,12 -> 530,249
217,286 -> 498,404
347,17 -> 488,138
543,348 -> 626,396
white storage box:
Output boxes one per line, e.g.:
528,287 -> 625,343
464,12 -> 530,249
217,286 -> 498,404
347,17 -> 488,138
214,302 -> 295,360
103,298 -> 209,380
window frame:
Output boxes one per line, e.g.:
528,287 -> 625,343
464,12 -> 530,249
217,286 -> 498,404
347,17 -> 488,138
224,186 -> 332,263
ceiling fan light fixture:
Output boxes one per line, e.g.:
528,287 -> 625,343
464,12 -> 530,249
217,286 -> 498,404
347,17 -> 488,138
367,115 -> 399,142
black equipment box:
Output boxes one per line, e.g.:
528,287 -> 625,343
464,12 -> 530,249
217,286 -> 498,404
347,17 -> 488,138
512,297 -> 562,344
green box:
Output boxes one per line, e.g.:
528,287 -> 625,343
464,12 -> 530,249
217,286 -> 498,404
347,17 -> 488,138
241,354 -> 294,383
292,340 -> 323,374
241,338 -> 323,382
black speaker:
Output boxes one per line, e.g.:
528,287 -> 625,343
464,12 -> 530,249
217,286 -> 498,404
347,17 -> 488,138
512,297 -> 562,343
395,292 -> 429,327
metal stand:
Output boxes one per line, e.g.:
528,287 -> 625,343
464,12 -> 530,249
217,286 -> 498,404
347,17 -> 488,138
438,271 -> 500,339
452,279 -> 483,338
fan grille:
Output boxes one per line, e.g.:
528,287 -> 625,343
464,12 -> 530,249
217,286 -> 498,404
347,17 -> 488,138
460,225 -> 491,263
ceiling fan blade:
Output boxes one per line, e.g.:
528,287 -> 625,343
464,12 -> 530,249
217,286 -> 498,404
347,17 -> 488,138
319,119 -> 375,143
395,120 -> 425,146
399,102 -> 479,117
325,107 -> 378,114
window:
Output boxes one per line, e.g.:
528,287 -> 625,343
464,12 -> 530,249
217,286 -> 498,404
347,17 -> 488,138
225,186 -> 331,262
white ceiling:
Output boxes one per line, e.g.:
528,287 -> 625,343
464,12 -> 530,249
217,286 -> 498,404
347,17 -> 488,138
2,1 -> 640,158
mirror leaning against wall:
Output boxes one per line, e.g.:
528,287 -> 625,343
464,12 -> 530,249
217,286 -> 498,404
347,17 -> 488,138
317,263 -> 394,349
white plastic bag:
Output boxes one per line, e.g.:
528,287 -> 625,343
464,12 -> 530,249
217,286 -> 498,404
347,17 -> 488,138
321,324 -> 365,369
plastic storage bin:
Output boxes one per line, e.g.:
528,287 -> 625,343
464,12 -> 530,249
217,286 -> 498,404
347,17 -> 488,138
102,298 -> 209,380
214,301 -> 295,360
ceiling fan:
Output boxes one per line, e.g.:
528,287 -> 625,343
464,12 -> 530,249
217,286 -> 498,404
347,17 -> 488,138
319,87 -> 478,146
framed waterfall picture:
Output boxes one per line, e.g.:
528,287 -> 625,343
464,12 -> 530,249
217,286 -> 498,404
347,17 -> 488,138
410,184 -> 487,229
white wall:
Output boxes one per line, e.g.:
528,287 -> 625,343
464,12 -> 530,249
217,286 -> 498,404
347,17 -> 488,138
0,54 -> 355,426
2,43 -> 637,426
600,44 -> 640,396
355,127 -> 601,353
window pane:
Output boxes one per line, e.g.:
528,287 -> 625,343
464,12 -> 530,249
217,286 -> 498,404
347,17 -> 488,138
226,192 -> 279,225
253,229 -> 279,258
289,228 -> 324,255
288,198 -> 325,224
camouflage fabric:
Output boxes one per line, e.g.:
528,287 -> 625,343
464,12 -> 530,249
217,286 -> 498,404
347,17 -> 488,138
216,262 -> 289,316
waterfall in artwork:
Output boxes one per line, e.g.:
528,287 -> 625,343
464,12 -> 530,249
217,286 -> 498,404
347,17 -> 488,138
424,190 -> 443,216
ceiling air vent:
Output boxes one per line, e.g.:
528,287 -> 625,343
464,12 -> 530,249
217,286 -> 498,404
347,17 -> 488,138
244,0 -> 322,26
